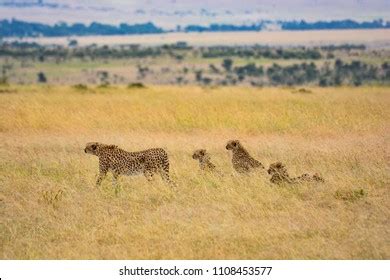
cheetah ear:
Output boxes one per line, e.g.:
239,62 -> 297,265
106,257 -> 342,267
275,162 -> 283,168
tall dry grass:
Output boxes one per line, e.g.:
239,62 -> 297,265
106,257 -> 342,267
0,85 -> 389,259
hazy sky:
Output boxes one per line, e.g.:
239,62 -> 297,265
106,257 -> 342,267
0,0 -> 389,27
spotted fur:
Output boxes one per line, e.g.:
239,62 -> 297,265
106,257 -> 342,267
226,140 -> 264,173
267,162 -> 324,184
84,142 -> 174,188
192,149 -> 216,172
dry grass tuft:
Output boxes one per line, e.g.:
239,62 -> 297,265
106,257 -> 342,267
334,188 -> 367,202
0,85 -> 389,259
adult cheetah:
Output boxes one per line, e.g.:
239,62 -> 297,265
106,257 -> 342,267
225,140 -> 265,173
84,142 -> 174,188
267,162 -> 324,185
192,149 -> 216,172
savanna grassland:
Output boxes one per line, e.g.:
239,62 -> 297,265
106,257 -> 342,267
0,85 -> 389,259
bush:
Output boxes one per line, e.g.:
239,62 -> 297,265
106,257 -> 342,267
292,88 -> 313,94
0,76 -> 8,86
97,82 -> 110,88
127,82 -> 146,89
72,84 -> 88,90
222,58 -> 233,72
37,72 -> 47,83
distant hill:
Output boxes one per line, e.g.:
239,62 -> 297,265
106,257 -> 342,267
1,19 -> 390,38
280,19 -> 389,30
0,0 -> 389,29
185,20 -> 390,33
0,19 -> 163,37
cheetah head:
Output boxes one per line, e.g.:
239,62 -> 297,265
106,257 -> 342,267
226,140 -> 241,151
192,149 -> 208,160
84,142 -> 101,155
267,162 -> 285,175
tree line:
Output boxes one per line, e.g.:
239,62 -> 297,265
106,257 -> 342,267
195,59 -> 390,87
195,58 -> 390,87
0,19 -> 163,37
201,46 -> 322,59
1,19 -> 389,37
1,41 -> 388,87
0,42 -> 333,61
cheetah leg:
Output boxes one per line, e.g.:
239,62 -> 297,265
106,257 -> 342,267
112,173 -> 121,195
144,171 -> 154,182
96,171 -> 107,188
96,161 -> 108,188
160,170 -> 176,188
157,158 -> 176,188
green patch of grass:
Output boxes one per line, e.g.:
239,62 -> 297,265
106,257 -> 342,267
127,82 -> 146,89
72,84 -> 89,91
335,188 -> 367,202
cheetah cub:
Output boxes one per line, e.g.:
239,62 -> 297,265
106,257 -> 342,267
267,162 -> 324,185
192,149 -> 216,172
226,140 -> 265,173
84,142 -> 175,188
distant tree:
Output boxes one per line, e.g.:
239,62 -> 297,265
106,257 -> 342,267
37,72 -> 47,83
137,65 -> 149,79
195,70 -> 203,82
175,54 -> 184,61
326,52 -> 335,59
98,71 -> 109,84
237,74 -> 245,82
353,77 -> 362,86
382,63 -> 390,81
234,63 -> 263,77
319,78 -> 328,87
176,76 -> 184,85
1,65 -> 9,85
68,39 -> 78,47
222,58 -> 233,72
335,59 -> 343,69
305,62 -> 319,82
209,64 -> 220,73
225,74 -> 237,85
333,76 -> 342,86
202,77 -> 212,85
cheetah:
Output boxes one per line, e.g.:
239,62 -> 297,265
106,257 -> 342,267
84,142 -> 174,188
267,162 -> 324,185
225,140 -> 265,173
192,149 -> 216,172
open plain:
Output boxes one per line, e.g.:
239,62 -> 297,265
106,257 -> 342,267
0,85 -> 389,259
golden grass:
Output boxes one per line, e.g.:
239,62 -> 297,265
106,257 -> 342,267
0,85 -> 389,259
